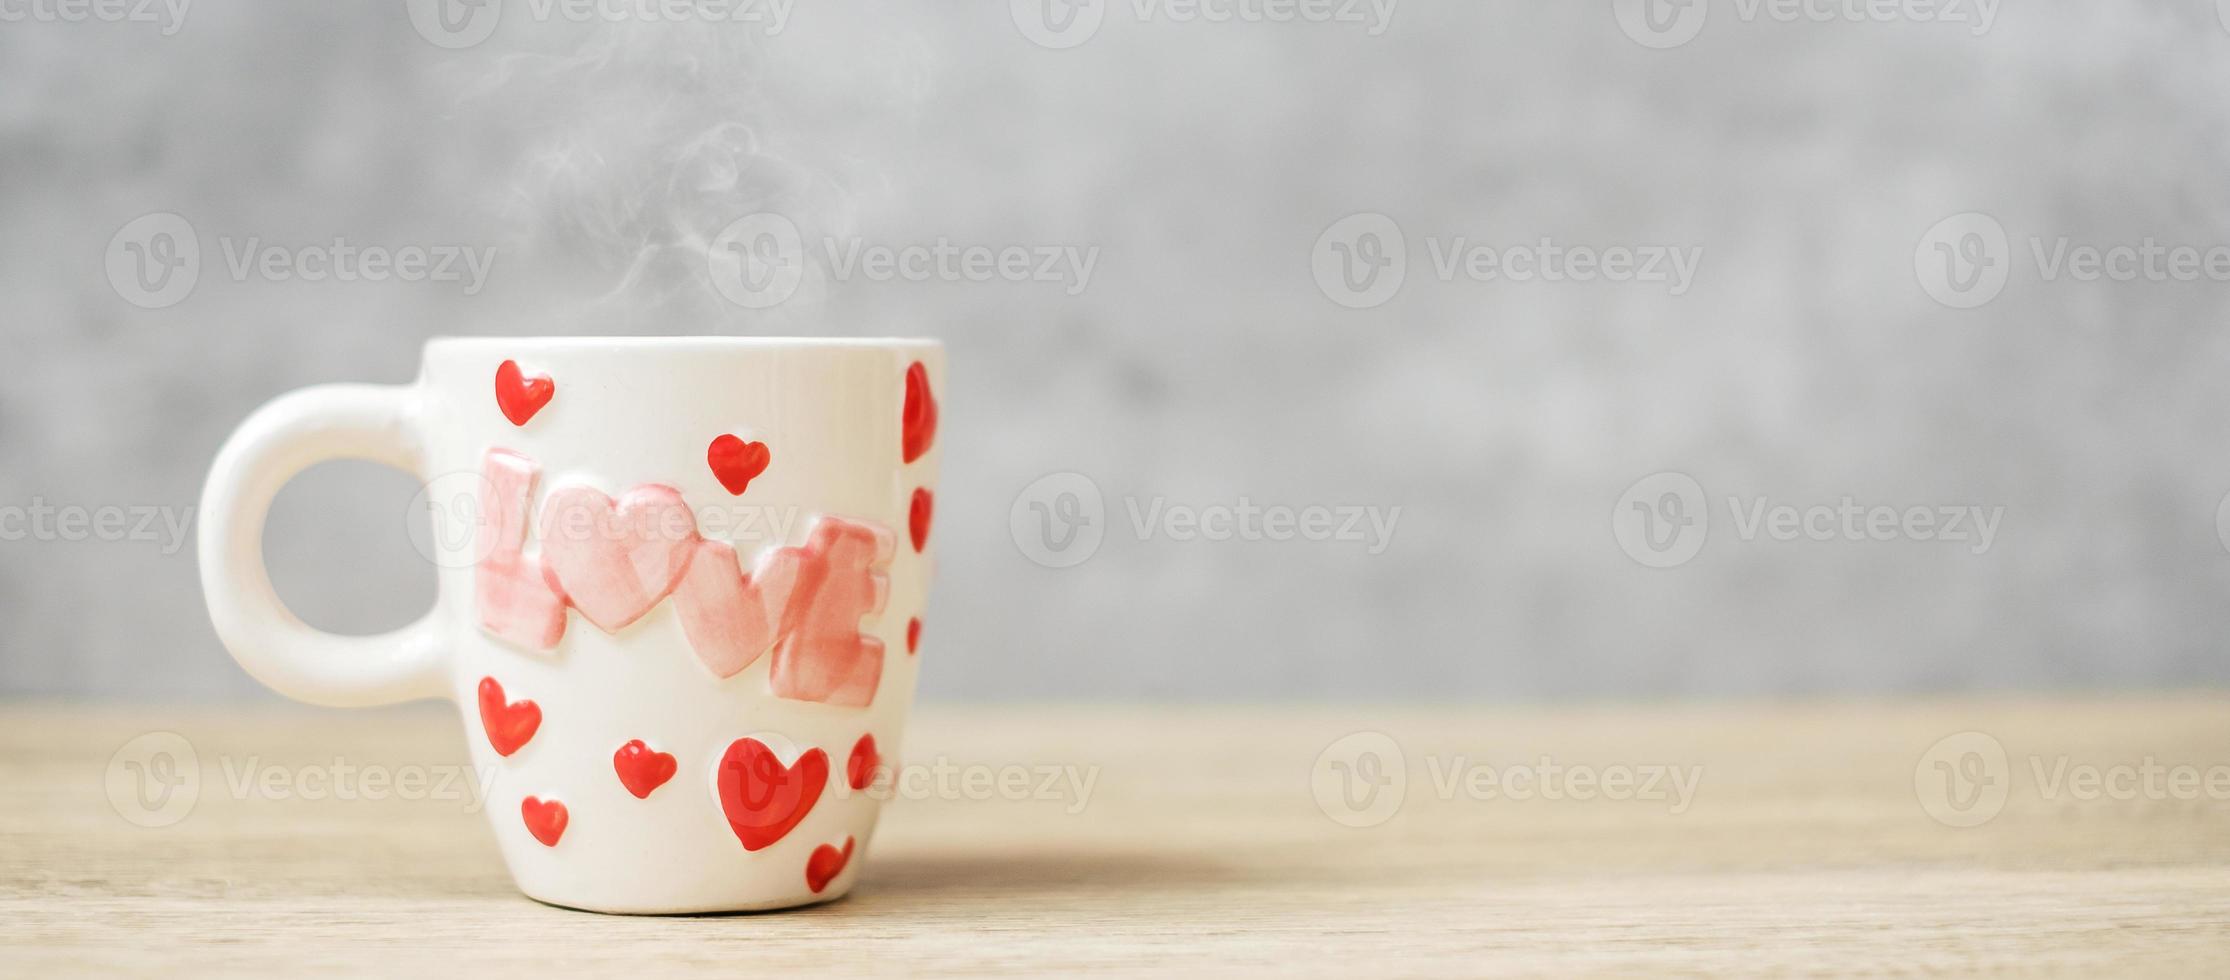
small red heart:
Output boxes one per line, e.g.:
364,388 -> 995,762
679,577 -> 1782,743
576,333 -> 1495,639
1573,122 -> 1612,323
494,360 -> 555,426
707,435 -> 772,496
805,837 -> 856,894
717,738 -> 829,852
522,796 -> 568,846
613,739 -> 678,799
846,734 -> 879,791
906,617 -> 921,656
901,361 -> 938,464
477,676 -> 541,757
909,487 -> 932,553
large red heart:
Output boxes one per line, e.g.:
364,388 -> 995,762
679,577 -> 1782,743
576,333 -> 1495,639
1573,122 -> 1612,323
494,360 -> 555,426
613,739 -> 678,799
717,738 -> 829,852
805,836 -> 855,894
537,484 -> 699,631
846,734 -> 879,791
477,676 -> 541,757
522,796 -> 568,846
707,435 -> 772,496
909,487 -> 933,553
901,361 -> 938,463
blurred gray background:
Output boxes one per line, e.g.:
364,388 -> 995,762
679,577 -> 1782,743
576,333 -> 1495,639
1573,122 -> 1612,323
5,1 -> 2230,702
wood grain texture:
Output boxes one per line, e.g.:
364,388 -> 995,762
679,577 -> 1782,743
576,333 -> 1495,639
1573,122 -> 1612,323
4,699 -> 2228,976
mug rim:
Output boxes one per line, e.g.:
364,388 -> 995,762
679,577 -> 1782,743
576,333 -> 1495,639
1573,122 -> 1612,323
425,335 -> 942,354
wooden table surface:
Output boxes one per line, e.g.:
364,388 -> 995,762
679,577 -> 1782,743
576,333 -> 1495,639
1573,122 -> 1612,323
5,698 -> 2228,976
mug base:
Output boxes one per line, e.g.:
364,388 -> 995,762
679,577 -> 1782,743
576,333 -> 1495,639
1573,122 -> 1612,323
518,881 -> 856,916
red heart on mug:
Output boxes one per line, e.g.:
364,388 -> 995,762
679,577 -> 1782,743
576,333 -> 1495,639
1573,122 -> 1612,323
613,739 -> 678,799
717,738 -> 828,852
477,676 -> 541,757
522,796 -> 568,846
707,435 -> 772,496
494,360 -> 555,426
805,836 -> 856,894
906,617 -> 921,655
901,361 -> 937,464
846,734 -> 879,791
909,487 -> 932,553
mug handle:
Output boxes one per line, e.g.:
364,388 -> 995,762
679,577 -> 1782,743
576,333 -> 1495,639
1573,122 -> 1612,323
198,384 -> 451,707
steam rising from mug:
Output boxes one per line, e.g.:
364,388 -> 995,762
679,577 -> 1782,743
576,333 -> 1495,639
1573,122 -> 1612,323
452,15 -> 927,326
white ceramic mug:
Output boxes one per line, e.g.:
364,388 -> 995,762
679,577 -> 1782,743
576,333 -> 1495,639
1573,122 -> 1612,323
197,337 -> 942,913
